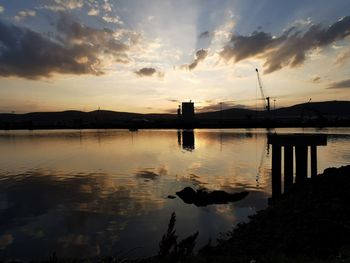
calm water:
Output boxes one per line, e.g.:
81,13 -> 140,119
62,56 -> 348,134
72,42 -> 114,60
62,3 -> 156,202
0,128 -> 349,260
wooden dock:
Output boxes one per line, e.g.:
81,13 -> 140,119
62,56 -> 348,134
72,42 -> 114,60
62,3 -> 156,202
268,134 -> 327,198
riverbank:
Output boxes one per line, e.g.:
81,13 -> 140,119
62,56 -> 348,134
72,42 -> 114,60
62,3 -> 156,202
141,165 -> 350,263
198,165 -> 350,262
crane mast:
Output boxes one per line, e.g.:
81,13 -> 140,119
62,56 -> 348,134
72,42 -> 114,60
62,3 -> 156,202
255,68 -> 270,111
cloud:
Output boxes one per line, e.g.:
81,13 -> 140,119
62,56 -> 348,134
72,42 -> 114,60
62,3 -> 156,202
14,10 -> 36,21
40,5 -> 65,12
135,67 -> 156,76
41,0 -> 84,11
88,8 -> 99,16
0,14 -> 133,79
183,49 -> 208,71
199,31 -> 210,38
166,99 -> 180,103
220,31 -> 285,63
328,79 -> 350,89
135,67 -> 164,78
312,76 -> 321,83
335,49 -> 350,66
0,6 -> 4,13
102,0 -> 112,12
102,15 -> 123,24
220,16 -> 350,73
54,0 -> 83,9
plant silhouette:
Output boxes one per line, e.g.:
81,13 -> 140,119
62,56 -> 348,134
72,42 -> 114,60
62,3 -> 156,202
158,212 -> 198,261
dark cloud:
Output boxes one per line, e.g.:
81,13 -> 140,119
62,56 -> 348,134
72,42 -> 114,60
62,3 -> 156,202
187,49 -> 208,70
220,16 -> 350,73
312,76 -> 321,83
220,31 -> 285,63
328,79 -> 350,89
0,13 -> 132,79
135,67 -> 164,78
166,99 -> 179,103
199,31 -> 210,38
135,67 -> 156,77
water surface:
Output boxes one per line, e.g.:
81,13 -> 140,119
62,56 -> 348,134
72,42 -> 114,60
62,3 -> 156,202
0,128 -> 349,260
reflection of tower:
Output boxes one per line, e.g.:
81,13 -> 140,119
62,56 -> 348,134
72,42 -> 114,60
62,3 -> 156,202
182,130 -> 195,151
181,101 -> 195,123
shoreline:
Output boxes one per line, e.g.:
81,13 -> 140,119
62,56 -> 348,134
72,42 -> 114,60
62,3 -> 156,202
1,122 -> 350,131
192,165 -> 350,263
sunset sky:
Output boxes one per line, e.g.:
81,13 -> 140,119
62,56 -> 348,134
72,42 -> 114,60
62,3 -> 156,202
0,0 -> 350,113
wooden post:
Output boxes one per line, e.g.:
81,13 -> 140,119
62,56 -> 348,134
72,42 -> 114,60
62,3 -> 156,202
295,146 -> 308,183
311,145 -> 317,178
284,146 -> 293,193
267,134 -> 327,197
272,144 -> 282,198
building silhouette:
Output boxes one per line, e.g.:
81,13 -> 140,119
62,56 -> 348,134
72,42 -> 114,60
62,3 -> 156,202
181,101 -> 194,122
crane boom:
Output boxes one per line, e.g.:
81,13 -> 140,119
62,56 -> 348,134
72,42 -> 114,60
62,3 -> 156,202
255,68 -> 270,111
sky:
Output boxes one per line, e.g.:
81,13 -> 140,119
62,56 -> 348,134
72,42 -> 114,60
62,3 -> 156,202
0,0 -> 350,113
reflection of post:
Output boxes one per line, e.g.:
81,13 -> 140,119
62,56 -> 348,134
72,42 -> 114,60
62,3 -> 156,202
295,146 -> 308,183
311,145 -> 317,178
220,131 -> 223,152
177,129 -> 181,147
182,130 -> 195,151
272,144 -> 281,198
284,145 -> 293,192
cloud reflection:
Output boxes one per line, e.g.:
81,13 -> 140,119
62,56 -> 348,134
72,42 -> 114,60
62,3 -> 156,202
0,169 -> 165,259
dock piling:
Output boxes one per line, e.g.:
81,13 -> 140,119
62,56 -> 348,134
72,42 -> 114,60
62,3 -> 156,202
268,134 -> 327,198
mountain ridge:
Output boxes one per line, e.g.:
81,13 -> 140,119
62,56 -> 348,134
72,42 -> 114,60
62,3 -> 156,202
0,101 -> 349,129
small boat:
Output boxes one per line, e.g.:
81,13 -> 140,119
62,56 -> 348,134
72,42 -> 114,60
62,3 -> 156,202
129,127 -> 138,132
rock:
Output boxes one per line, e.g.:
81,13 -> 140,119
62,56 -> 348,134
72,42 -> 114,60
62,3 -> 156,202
176,187 -> 197,204
176,187 -> 249,207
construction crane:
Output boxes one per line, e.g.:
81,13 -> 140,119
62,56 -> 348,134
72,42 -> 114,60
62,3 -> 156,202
255,68 -> 270,111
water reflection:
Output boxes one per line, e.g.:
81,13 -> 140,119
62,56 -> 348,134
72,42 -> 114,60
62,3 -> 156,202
0,170 -> 166,259
177,129 -> 195,151
182,130 -> 195,151
135,166 -> 167,180
0,128 -> 349,260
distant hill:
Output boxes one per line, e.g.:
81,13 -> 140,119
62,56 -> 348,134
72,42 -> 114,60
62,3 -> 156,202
0,100 -> 349,129
274,101 -> 350,117
196,107 -> 255,120
0,110 -> 175,122
198,101 -> 350,120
